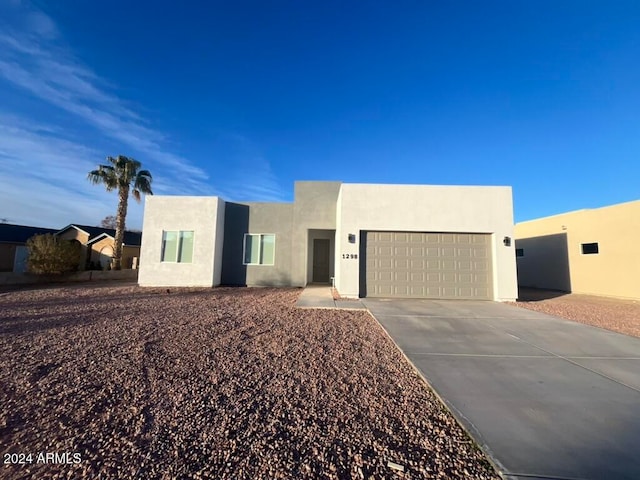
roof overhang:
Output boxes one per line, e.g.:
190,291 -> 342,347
55,224 -> 91,236
86,232 -> 117,245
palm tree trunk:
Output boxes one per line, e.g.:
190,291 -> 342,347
112,185 -> 129,270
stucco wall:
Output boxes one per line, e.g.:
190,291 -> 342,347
57,229 -> 90,244
335,184 -> 518,301
291,181 -> 341,285
138,196 -> 225,287
243,203 -> 294,286
213,199 -> 226,285
221,182 -> 340,287
89,238 -> 140,270
514,234 -> 571,291
89,237 -> 114,269
515,200 -> 640,299
57,228 -> 90,270
123,245 -> 140,270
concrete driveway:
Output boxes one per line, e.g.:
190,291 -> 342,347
362,298 -> 640,480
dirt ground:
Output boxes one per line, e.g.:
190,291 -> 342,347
509,288 -> 640,338
0,285 -> 498,479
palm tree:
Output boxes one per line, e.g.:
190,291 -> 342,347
88,155 -> 153,270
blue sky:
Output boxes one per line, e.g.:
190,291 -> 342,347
1,1 -> 639,229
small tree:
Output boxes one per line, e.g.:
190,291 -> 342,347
100,215 -> 117,229
27,234 -> 82,275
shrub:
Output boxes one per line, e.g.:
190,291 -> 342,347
27,234 -> 82,275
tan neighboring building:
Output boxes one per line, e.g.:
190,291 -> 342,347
515,200 -> 640,300
56,224 -> 142,270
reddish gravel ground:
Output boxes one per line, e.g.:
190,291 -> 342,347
0,284 -> 498,480
509,288 -> 640,338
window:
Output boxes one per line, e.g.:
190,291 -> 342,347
243,234 -> 275,265
581,242 -> 599,255
162,231 -> 194,263
515,248 -> 524,257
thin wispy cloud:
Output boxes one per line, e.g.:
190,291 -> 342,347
214,133 -> 287,202
0,2 -> 212,200
0,110 -> 220,228
0,114 -> 133,227
25,7 -> 58,39
0,1 -> 287,229
226,158 -> 285,202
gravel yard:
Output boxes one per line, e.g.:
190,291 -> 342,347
0,285 -> 498,480
509,288 -> 640,338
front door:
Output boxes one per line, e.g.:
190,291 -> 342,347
312,239 -> 330,283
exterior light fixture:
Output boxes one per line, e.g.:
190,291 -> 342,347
348,234 -> 356,243
503,236 -> 511,246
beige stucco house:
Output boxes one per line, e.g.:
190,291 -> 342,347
515,200 -> 640,300
139,181 -> 518,301
56,225 -> 142,270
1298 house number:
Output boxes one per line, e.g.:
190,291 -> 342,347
342,254 -> 358,259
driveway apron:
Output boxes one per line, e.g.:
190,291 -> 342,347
362,298 -> 640,480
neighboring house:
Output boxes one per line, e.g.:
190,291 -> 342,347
55,224 -> 142,270
514,199 -> 640,300
0,223 -> 58,272
139,181 -> 518,301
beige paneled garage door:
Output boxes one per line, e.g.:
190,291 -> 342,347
364,231 -> 493,299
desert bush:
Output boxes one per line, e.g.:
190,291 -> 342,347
27,234 -> 82,274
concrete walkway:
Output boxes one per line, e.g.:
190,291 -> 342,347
363,298 -> 640,480
296,285 -> 366,310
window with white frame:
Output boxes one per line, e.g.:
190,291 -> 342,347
161,231 -> 194,263
243,234 -> 275,265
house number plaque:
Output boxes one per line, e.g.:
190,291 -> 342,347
342,254 -> 358,259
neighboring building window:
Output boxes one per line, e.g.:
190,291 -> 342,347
515,248 -> 524,257
581,242 -> 599,255
162,231 -> 194,262
243,234 -> 275,265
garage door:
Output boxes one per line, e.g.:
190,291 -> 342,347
363,231 -> 493,299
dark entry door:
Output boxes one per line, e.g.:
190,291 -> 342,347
312,239 -> 331,283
